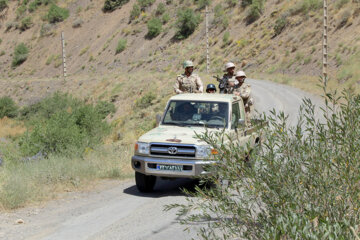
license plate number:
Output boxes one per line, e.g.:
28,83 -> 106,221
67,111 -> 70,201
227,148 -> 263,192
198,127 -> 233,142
157,164 -> 182,171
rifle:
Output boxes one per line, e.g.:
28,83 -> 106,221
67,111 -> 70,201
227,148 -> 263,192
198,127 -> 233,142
213,75 -> 227,93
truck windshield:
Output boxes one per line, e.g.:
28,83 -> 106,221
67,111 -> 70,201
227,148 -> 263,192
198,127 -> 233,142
162,100 -> 229,128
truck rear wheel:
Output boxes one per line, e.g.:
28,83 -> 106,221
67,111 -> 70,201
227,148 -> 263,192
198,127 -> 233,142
135,172 -> 156,192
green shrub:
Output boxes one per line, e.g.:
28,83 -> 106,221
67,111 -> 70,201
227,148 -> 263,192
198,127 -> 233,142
19,93 -> 111,156
273,15 -> 287,36
214,3 -> 229,28
135,92 -> 156,109
16,5 -> 27,19
95,101 -> 116,119
162,13 -> 170,24
246,0 -> 264,24
137,0 -> 155,11
0,38 -> 2,44
28,0 -> 41,12
241,0 -> 252,7
12,43 -> 29,68
20,16 -> 32,31
166,0 -> 172,4
290,0 -> 322,15
0,0 -> 8,11
130,3 -> 141,20
226,0 -> 237,7
175,8 -> 201,39
0,51 -> 5,56
222,31 -> 230,45
193,0 -> 211,9
0,96 -> 18,118
47,4 -> 69,23
146,17 -> 162,39
115,38 -> 127,54
155,2 -> 165,16
103,0 -> 129,12
336,0 -> 349,9
169,88 -> 360,239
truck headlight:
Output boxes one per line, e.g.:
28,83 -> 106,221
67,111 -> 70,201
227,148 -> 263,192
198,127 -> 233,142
135,142 -> 150,155
196,145 -> 211,158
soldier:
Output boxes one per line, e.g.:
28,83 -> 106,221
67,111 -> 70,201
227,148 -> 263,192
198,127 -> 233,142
206,83 -> 217,93
234,71 -> 253,119
219,62 -> 236,93
174,60 -> 203,94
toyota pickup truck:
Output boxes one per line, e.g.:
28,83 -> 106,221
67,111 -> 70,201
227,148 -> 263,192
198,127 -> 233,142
131,93 -> 264,192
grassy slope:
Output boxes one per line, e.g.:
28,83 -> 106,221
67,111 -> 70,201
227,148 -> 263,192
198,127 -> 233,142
0,0 -> 359,93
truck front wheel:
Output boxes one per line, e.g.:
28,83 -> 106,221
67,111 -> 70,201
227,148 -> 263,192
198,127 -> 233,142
135,172 -> 156,192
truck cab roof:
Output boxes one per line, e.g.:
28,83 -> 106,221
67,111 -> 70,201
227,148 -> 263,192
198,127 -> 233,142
169,93 -> 242,103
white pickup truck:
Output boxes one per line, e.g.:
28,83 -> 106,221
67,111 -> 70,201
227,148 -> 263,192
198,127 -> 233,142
131,93 -> 264,192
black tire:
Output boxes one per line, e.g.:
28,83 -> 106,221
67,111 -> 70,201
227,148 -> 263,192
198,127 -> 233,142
135,172 -> 156,193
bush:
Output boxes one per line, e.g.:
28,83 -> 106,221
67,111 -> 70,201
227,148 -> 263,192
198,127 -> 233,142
137,0 -> 155,11
115,38 -> 127,54
103,0 -> 129,12
146,17 -> 162,39
155,2 -> 165,16
162,13 -> 170,24
130,3 -> 140,20
273,15 -> 287,36
135,92 -> 156,109
19,93 -> 111,156
20,16 -> 32,31
12,43 -> 29,68
72,18 -> 83,28
95,101 -> 116,119
336,0 -> 349,9
0,0 -> 8,11
47,4 -> 69,23
246,0 -> 264,24
241,0 -> 252,7
175,8 -> 201,39
193,0 -> 211,9
169,88 -> 360,239
226,0 -> 237,7
0,97 -> 18,118
28,0 -> 42,12
222,31 -> 230,45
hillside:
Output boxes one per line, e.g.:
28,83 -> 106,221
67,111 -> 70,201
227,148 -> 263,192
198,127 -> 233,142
0,0 -> 359,93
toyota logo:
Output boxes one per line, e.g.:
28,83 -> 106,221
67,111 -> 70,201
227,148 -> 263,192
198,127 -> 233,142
168,147 -> 178,155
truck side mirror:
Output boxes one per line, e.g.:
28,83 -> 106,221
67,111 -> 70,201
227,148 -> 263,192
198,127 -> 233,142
156,114 -> 162,126
238,119 -> 246,127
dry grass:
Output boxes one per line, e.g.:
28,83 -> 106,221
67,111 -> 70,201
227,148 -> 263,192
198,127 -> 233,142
0,143 -> 133,210
0,117 -> 26,139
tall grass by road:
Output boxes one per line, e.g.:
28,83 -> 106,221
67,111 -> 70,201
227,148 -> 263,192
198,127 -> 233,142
0,93 -> 132,210
169,85 -> 360,239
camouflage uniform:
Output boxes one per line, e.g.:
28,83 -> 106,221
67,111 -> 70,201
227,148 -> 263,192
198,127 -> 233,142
225,83 -> 254,120
174,74 -> 203,94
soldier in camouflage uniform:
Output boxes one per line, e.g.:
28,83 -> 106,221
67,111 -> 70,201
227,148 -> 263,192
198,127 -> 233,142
174,60 -> 203,94
225,71 -> 253,120
219,62 -> 236,93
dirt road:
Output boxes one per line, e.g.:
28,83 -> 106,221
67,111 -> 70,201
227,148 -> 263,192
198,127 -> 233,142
0,79 -> 324,240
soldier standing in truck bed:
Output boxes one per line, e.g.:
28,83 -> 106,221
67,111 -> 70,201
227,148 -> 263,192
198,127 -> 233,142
224,71 -> 253,120
174,60 -> 203,94
219,62 -> 236,93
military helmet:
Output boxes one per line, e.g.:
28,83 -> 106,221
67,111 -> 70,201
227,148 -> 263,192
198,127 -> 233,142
206,84 -> 217,93
224,62 -> 235,70
183,60 -> 194,69
235,71 -> 247,78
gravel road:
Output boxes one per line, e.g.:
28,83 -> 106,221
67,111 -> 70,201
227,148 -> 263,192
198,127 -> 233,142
0,79 -> 324,240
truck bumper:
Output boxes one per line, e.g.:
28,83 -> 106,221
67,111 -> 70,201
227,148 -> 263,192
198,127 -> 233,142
131,155 -> 214,178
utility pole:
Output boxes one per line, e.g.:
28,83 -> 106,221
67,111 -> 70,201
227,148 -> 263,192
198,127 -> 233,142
205,5 -> 210,73
323,0 -> 328,86
61,32 -> 67,80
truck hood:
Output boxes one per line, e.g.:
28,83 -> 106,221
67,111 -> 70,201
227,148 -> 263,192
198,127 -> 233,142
138,125 -> 217,145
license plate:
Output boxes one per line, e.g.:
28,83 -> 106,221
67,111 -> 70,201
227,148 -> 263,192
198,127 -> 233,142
157,164 -> 183,171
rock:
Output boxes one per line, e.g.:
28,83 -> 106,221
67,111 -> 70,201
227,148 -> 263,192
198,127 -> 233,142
15,219 -> 24,224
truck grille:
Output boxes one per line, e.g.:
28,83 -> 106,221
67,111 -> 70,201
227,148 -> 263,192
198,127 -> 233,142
150,143 -> 196,158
